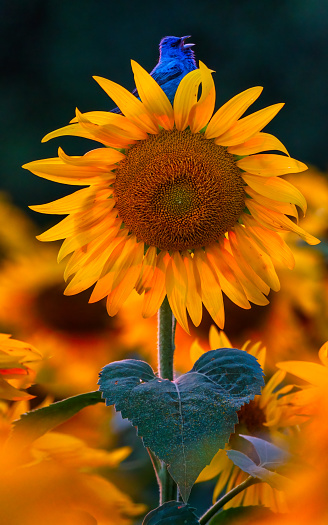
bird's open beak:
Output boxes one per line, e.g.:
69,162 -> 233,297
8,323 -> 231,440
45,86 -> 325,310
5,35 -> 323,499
181,35 -> 195,49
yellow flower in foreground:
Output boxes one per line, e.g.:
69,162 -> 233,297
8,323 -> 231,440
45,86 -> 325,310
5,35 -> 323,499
276,341 -> 328,408
23,61 -> 319,332
243,345 -> 328,525
0,334 -> 42,401
0,402 -> 146,525
196,327 -> 307,512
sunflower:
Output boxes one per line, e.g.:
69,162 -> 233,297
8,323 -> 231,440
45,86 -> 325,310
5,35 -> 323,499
0,400 -> 146,525
0,334 -> 42,401
23,62 -> 319,332
196,326 -> 308,513
0,240 -> 134,396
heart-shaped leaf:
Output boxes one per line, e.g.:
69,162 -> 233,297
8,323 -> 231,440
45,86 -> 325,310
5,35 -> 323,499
142,501 -> 199,524
99,348 -> 264,501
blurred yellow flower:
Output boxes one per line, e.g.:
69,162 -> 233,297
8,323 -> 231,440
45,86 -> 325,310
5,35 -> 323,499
0,401 -> 146,525
24,61 -> 318,333
241,344 -> 328,524
0,334 -> 42,401
196,327 -> 308,512
0,235 -> 137,396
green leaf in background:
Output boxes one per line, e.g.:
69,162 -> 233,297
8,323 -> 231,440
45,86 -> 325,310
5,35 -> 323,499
99,348 -> 264,502
227,435 -> 291,490
142,501 -> 200,524
10,390 -> 103,447
208,505 -> 278,524
240,434 -> 291,469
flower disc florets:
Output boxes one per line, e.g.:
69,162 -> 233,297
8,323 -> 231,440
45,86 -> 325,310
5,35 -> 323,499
114,129 -> 245,251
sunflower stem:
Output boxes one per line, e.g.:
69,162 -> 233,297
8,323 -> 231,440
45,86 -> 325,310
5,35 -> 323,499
157,296 -> 178,503
199,476 -> 261,524
158,296 -> 175,381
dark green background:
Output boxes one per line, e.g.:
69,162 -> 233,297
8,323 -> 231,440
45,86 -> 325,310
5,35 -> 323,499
2,0 -> 328,221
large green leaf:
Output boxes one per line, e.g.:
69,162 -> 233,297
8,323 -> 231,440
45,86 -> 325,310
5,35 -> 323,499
143,501 -> 199,524
11,391 -> 103,446
99,348 -> 264,501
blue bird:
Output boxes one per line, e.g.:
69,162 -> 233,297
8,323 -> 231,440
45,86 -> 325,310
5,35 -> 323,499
111,35 -> 197,113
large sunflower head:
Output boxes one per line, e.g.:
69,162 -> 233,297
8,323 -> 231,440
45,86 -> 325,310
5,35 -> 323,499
23,61 -> 319,332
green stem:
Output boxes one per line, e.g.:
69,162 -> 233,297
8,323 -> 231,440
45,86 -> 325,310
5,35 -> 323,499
199,476 -> 261,524
158,296 -> 175,381
157,296 -> 178,503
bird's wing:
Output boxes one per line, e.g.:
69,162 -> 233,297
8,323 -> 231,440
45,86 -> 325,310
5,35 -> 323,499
150,60 -> 186,84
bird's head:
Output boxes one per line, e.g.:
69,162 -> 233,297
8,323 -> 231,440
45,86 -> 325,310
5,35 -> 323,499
159,35 -> 195,60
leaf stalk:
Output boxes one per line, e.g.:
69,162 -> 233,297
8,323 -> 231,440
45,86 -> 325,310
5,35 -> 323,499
199,476 -> 261,524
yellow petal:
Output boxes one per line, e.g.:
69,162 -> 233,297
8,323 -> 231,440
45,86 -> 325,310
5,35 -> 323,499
173,68 -> 202,131
43,109 -> 148,148
209,326 -> 232,350
135,245 -> 157,294
182,251 -> 203,327
93,75 -> 159,134
23,158 -> 114,186
131,60 -> 174,130
243,173 -> 307,215
212,455 -> 233,500
242,214 -> 295,269
70,110 -> 148,138
166,252 -> 189,334
63,227 -> 127,282
190,339 -> 205,363
237,154 -> 308,176
228,232 -> 270,295
188,61 -> 216,133
246,189 -> 298,218
36,200 -> 113,242
219,238 -> 270,305
30,187 -> 112,215
58,147 -> 125,167
42,123 -> 97,143
276,360 -> 328,387
194,249 -> 225,328
246,200 -> 320,245
197,449 -> 228,483
0,377 -> 34,401
58,214 -> 120,262
88,236 -> 137,302
75,109 -> 143,147
216,103 -> 284,146
206,245 -> 251,309
318,342 -> 328,367
205,86 -> 263,139
228,132 -> 289,156
259,370 -> 286,407
233,224 -> 281,291
106,241 -> 144,315
142,251 -> 170,318
63,230 -> 127,295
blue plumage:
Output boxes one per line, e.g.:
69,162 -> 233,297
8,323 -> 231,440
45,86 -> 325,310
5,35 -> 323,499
111,35 -> 197,113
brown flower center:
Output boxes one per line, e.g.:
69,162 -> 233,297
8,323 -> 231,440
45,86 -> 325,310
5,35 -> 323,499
114,129 -> 245,251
